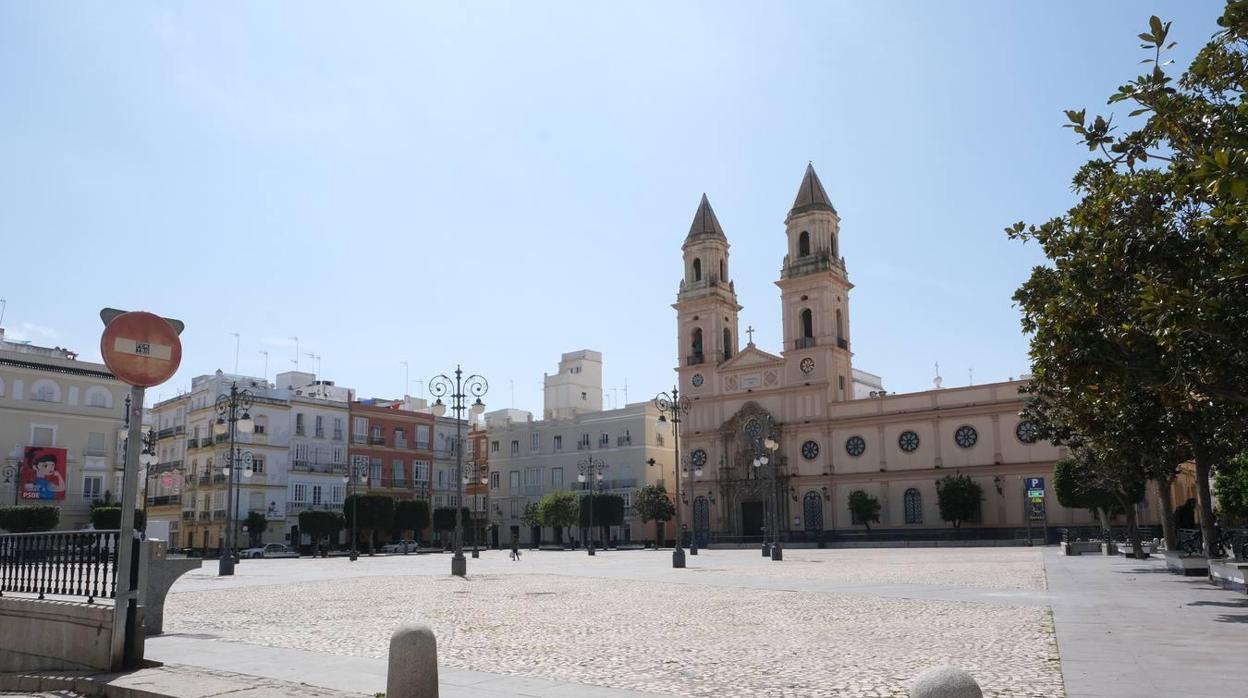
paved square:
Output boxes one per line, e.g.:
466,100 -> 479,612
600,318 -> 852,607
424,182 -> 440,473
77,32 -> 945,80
163,548 -> 1063,697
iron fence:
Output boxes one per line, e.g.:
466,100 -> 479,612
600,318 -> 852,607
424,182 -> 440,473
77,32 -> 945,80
0,530 -> 121,603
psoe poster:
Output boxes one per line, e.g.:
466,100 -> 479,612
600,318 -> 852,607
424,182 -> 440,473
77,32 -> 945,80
20,446 -> 67,501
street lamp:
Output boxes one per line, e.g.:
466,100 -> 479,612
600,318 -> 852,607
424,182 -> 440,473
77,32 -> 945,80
747,415 -> 782,562
653,386 -> 691,569
577,456 -> 607,555
343,459 -> 362,561
214,382 -> 254,576
429,366 -> 487,577
463,460 -> 489,558
682,454 -> 704,555
2,445 -> 21,505
138,428 -> 157,516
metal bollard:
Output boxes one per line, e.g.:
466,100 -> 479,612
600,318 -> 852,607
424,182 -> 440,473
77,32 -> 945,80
386,624 -> 439,698
910,665 -> 982,698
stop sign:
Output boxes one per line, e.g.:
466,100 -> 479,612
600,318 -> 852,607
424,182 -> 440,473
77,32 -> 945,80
100,311 -> 183,387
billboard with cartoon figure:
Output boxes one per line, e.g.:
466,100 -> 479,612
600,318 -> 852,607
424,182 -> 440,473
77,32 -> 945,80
20,446 -> 67,501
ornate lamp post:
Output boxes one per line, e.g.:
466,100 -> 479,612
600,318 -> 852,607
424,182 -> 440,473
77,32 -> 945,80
213,382 -> 254,576
653,386 -> 691,569
682,454 -> 705,555
747,415 -> 782,562
2,445 -> 21,505
429,367 -> 487,577
120,394 -> 158,515
343,457 -> 362,561
577,456 -> 607,555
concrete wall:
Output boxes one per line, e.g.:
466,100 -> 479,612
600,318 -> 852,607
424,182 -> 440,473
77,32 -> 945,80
0,596 -> 113,671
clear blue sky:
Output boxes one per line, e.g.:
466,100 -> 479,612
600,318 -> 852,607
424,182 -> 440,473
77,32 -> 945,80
0,1 -> 1224,410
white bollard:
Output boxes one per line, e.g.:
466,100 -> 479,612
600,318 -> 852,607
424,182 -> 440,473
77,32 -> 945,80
386,624 -> 439,698
910,665 -> 983,698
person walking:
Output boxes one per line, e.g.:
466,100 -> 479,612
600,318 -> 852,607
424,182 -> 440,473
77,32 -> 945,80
510,534 -> 521,562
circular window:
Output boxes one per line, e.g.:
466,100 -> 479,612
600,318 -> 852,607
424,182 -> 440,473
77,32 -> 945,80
954,425 -> 978,449
691,373 -> 704,387
845,436 -> 866,457
1015,420 -> 1039,444
744,419 -> 763,441
690,449 -> 708,467
800,357 -> 815,375
801,440 -> 820,460
898,430 -> 920,453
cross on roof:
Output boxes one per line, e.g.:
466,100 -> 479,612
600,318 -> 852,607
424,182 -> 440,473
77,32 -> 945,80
745,326 -> 755,345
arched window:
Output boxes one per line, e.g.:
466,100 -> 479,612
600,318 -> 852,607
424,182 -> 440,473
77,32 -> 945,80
836,309 -> 845,343
84,386 -> 113,409
803,491 -> 823,532
831,233 -> 838,258
719,259 -> 725,280
693,496 -> 710,533
801,309 -> 814,339
692,258 -> 702,281
798,231 -> 811,257
722,328 -> 732,361
904,488 -> 922,524
30,379 -> 61,403
691,328 -> 703,357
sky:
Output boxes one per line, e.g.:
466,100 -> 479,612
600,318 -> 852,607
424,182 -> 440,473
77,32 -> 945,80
0,1 -> 1226,411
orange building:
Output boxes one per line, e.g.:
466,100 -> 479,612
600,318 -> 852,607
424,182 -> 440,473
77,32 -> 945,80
347,399 -> 435,501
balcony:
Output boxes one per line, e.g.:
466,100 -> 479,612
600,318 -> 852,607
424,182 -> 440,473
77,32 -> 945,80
174,425 -> 186,435
212,510 -> 227,521
286,501 -> 341,515
182,510 -> 196,521
395,438 -> 408,449
295,427 -> 306,437
290,460 -> 341,474
198,511 -> 211,521
157,427 -> 176,439
837,338 -> 848,350
152,460 -> 182,473
84,447 -> 108,457
617,435 -> 632,446
333,430 -> 344,441
147,495 -> 180,506
794,337 -> 816,350
686,354 -> 705,366
369,436 -> 386,446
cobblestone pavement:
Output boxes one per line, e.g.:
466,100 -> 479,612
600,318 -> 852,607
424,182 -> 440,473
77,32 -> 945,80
164,549 -> 1062,697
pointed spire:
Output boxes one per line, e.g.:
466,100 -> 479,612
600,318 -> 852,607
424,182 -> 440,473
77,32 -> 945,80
685,193 -> 727,242
789,163 -> 836,217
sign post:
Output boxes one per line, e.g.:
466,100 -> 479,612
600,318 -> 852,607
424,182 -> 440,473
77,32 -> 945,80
99,309 -> 183,671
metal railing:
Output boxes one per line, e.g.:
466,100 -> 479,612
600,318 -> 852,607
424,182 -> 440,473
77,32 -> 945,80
686,354 -> 705,366
0,530 -> 121,603
146,495 -> 179,506
794,337 -> 816,350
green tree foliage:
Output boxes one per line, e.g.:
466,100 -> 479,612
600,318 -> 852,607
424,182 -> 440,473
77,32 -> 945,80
1006,5 -> 1248,556
537,491 -> 579,533
632,484 -> 675,545
578,493 -> 624,544
344,494 -> 395,553
0,505 -> 60,532
432,507 -> 471,531
244,511 -> 268,547
89,507 -> 147,532
1214,453 -> 1248,524
936,475 -> 983,529
298,510 -> 344,554
1052,448 -> 1148,555
847,490 -> 881,531
393,500 -> 431,543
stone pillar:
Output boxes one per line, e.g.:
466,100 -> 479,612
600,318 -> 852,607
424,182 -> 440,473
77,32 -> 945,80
387,624 -> 438,698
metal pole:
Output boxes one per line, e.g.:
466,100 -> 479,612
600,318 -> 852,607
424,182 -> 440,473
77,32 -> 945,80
451,368 -> 466,577
110,384 -> 144,670
771,439 -> 783,561
671,388 -> 685,569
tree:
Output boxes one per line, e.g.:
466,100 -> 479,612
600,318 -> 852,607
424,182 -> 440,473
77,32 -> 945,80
847,490 -> 881,531
244,511 -> 268,548
520,502 -> 543,547
537,491 -> 579,544
578,493 -> 625,545
1052,448 -> 1148,557
432,507 -> 471,546
632,484 -> 675,546
344,495 -> 395,554
936,475 -> 982,529
89,507 -> 147,532
0,505 -> 59,532
1007,5 -> 1248,556
1214,453 -> 1248,524
298,510 -> 344,556
393,500 -> 431,546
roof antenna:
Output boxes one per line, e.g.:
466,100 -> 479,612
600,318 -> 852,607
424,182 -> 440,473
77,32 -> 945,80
0,297 -> 6,328
968,367 -> 974,386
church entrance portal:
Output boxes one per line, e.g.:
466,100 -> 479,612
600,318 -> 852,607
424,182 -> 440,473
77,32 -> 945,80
741,501 -> 765,537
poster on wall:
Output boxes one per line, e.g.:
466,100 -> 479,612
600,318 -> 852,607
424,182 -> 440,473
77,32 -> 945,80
20,446 -> 68,501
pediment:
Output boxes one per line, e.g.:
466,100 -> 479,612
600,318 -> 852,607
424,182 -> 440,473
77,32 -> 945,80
719,345 -> 783,372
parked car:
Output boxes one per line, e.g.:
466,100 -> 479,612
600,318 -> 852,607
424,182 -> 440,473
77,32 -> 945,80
239,543 -> 299,559
382,540 -> 419,553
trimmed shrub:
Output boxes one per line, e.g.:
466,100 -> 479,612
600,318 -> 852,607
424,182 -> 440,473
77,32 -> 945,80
0,505 -> 61,532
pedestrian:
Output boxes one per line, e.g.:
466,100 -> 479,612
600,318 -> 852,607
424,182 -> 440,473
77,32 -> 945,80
510,535 -> 521,561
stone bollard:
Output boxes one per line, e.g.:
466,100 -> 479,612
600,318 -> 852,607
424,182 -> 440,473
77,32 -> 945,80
386,624 -> 439,698
910,665 -> 983,698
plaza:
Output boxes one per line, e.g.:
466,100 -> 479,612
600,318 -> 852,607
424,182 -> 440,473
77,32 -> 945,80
139,545 -> 1226,698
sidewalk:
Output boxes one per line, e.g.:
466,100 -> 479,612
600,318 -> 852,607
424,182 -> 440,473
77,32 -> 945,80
1045,548 -> 1248,698
144,634 -> 672,698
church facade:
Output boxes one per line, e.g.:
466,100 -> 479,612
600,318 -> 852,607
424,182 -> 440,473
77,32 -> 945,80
673,165 -> 1118,541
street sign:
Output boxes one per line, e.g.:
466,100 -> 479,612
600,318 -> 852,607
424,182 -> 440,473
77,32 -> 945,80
99,309 -> 183,387
1025,477 -> 1045,491
1030,496 -> 1044,503
1027,489 -> 1045,499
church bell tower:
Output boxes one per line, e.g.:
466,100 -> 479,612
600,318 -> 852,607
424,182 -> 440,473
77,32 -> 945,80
674,194 -> 742,387
777,164 -> 854,401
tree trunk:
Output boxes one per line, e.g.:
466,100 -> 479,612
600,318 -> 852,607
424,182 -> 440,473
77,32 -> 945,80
1119,495 -> 1144,559
655,521 -> 662,549
1155,477 -> 1177,551
1193,447 -> 1218,559
1096,507 -> 1112,541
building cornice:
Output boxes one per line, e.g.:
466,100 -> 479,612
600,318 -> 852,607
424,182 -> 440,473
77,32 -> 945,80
0,356 -> 120,381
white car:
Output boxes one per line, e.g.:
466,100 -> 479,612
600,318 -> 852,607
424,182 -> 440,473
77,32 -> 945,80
240,543 -> 299,559
382,540 -> 419,553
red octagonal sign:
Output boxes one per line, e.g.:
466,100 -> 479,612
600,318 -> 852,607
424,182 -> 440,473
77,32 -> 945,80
100,311 -> 183,387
